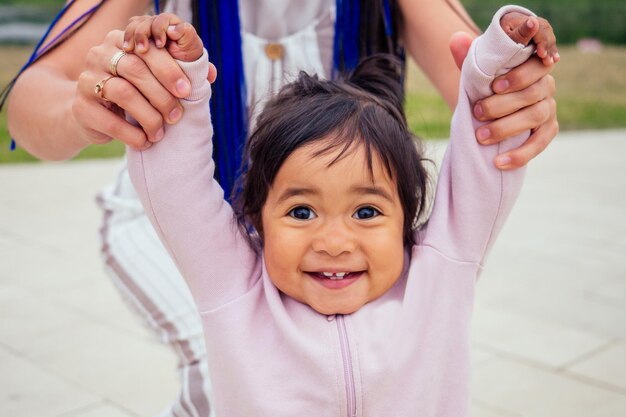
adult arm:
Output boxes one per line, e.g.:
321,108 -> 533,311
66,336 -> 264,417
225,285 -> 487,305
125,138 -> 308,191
398,0 -> 558,169
7,0 -> 189,161
127,51 -> 260,312
423,6 -> 534,265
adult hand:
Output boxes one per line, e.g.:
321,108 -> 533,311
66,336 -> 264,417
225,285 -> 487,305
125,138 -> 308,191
449,31 -> 559,170
73,29 -> 216,150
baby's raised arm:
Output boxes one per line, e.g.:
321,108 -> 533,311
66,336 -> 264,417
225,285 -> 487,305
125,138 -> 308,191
423,6 -> 549,267
125,14 -> 260,313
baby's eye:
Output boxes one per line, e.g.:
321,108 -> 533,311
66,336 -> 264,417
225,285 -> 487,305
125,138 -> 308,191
288,206 -> 316,220
353,206 -> 380,220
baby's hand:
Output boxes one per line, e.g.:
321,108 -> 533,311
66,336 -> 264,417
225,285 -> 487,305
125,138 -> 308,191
123,13 -> 204,62
500,12 -> 559,65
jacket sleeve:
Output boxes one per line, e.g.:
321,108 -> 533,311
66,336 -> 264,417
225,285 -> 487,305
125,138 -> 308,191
421,6 -> 536,269
126,50 -> 260,312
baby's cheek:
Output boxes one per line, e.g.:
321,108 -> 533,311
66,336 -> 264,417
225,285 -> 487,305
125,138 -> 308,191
368,231 -> 404,283
263,227 -> 298,271
263,241 -> 286,287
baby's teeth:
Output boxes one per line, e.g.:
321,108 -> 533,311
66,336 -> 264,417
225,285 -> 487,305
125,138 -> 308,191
320,272 -> 349,279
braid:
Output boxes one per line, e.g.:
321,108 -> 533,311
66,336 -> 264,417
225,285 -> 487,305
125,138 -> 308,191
192,0 -> 247,199
334,0 -> 404,76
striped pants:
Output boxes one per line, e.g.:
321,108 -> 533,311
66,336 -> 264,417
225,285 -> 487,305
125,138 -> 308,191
97,166 -> 214,417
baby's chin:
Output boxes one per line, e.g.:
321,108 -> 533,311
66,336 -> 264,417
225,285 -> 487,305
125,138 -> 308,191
306,298 -> 368,316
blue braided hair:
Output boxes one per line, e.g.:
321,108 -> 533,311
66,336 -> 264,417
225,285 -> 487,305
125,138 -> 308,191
334,0 -> 404,75
190,0 -> 247,199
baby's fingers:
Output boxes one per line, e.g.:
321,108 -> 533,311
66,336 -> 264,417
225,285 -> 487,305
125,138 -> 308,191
166,22 -> 203,61
133,17 -> 158,53
151,13 -> 183,48
534,18 -> 559,65
508,16 -> 539,46
123,16 -> 157,54
123,16 -> 145,52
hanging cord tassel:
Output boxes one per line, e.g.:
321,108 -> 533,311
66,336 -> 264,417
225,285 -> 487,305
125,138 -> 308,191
445,0 -> 481,35
0,0 -> 108,150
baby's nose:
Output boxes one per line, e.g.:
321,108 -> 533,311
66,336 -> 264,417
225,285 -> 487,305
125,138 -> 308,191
311,220 -> 357,256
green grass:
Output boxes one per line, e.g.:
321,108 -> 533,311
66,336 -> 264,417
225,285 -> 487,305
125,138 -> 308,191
405,94 -> 452,141
462,0 -> 626,44
0,0 -> 64,7
555,99 -> 626,130
2,45 -> 626,163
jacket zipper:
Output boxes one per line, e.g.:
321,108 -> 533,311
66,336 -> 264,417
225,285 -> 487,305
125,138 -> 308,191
337,315 -> 356,417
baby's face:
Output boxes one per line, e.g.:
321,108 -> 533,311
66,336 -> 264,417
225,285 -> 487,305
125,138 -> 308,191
261,139 -> 405,315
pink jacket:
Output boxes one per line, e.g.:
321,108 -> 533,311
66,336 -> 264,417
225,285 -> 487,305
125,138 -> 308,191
128,6 -> 534,416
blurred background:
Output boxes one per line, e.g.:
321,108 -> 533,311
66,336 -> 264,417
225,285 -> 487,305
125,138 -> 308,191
1,1 -> 625,417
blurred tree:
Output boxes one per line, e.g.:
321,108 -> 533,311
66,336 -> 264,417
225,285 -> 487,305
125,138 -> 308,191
461,0 -> 625,44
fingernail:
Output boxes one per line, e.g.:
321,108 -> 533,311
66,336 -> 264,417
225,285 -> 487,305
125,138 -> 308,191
493,79 -> 509,93
175,79 -> 191,96
123,41 -> 129,50
167,25 -> 176,33
137,41 -> 146,53
155,127 -> 164,141
155,39 -> 163,48
473,103 -> 484,119
477,127 -> 491,142
555,52 -> 560,61
169,107 -> 182,122
496,155 -> 512,167
526,18 -> 535,29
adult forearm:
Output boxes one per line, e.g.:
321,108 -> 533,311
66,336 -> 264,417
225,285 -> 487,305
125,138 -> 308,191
399,0 -> 479,108
8,65 -> 88,161
7,0 -> 154,161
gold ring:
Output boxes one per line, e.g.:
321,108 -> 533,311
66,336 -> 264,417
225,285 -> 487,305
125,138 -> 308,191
94,75 -> 114,102
109,50 -> 126,77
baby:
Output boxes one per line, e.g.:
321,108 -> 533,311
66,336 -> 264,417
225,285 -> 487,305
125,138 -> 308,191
125,6 -> 557,416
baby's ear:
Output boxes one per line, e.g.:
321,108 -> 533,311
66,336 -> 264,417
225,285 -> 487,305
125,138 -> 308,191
502,13 -> 539,46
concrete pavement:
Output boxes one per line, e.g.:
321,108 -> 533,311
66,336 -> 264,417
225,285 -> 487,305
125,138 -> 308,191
1,129 -> 625,417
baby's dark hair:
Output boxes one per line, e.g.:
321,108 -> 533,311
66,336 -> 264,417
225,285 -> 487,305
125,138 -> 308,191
233,54 -> 429,248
